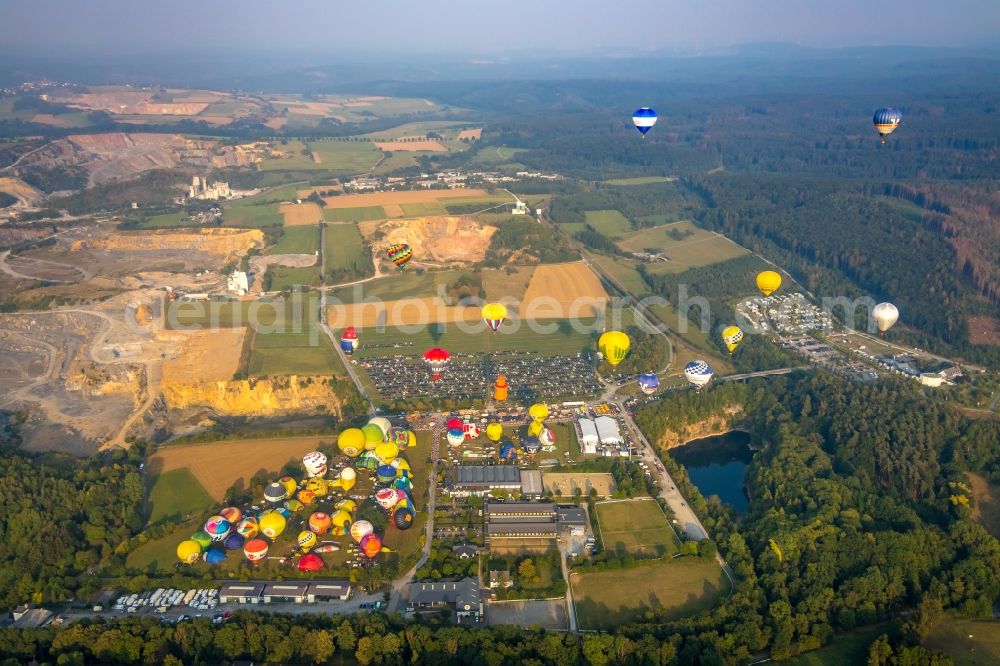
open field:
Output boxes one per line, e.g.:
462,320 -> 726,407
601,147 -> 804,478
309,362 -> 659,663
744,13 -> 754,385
161,328 -> 246,383
571,557 -> 727,630
967,473 -> 1000,539
783,623 -> 900,666
487,599 -> 566,630
318,188 -> 496,211
925,617 -> 1000,665
967,315 -> 1000,347
595,498 -> 679,556
4,254 -> 88,282
268,225 -> 320,255
374,140 -> 447,152
324,222 -> 369,274
615,221 -> 749,273
361,120 -> 472,139
310,139 -> 382,171
248,328 -> 341,376
148,435 -> 337,501
543,473 -> 615,497
147,468 -> 213,525
472,145 -> 529,165
381,431 -> 430,567
137,212 -> 187,229
323,206 -> 386,223
349,317 -> 601,358
267,265 -> 322,290
279,202 -> 323,227
604,176 -> 676,186
457,128 -> 483,140
331,267 -> 535,304
584,210 -> 632,236
223,199 -> 283,228
167,293 -> 322,330
522,261 -> 608,315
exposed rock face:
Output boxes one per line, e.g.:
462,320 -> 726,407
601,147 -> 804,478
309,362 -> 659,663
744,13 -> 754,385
655,405 -> 745,449
162,375 -> 342,417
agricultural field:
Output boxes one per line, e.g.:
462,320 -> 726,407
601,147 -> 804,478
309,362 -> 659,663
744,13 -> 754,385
924,617 -> 1000,666
521,262 -> 608,318
248,328 -> 342,376
783,623 -> 900,666
323,206 -> 386,223
571,557 -> 727,630
259,140 -> 318,171
604,176 -> 676,186
324,222 -> 370,275
223,197 -> 283,228
595,498 -> 679,557
309,139 -> 382,172
167,292 -> 322,330
138,212 -> 187,229
583,210 -> 632,236
542,472 -> 615,497
146,468 -> 213,525
266,265 -> 322,290
318,188 -> 507,219
279,202 -> 323,227
472,145 -> 529,165
267,225 -> 320,255
967,473 -> 1000,539
615,220 -> 749,273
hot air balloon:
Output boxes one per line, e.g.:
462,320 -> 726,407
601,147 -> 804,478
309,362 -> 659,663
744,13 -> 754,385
340,327 -> 359,355
756,271 -> 782,298
219,506 -> 242,524
527,420 -> 543,438
176,540 -> 202,565
494,374 -> 508,401
264,482 -> 287,504
423,347 -> 450,380
394,474 -> 413,493
298,553 -> 324,572
306,477 -> 328,497
632,107 -> 657,136
329,467 -> 357,492
374,440 -> 399,464
872,302 -> 899,336
296,489 -> 316,506
236,517 -> 259,540
190,531 -> 213,552
279,476 -> 298,496
203,515 -> 232,542
350,520 -> 374,543
223,532 -> 245,551
355,450 -> 379,470
314,544 -> 340,554
393,503 -> 416,530
481,302 -> 508,332
528,403 -> 549,423
598,331 -> 630,367
446,417 -> 463,430
259,511 -> 287,540
392,429 -> 415,448
368,417 -> 392,439
360,533 -> 384,559
297,530 -> 318,551
499,442 -> 517,462
337,428 -> 365,457
522,436 -> 542,455
638,372 -> 659,395
387,243 -> 413,268
278,507 -> 292,519
302,451 -> 328,478
244,538 -> 269,563
361,424 -> 383,450
684,360 -> 714,390
390,457 -> 411,475
873,107 -> 902,143
331,509 -> 353,529
376,487 -> 400,511
377,464 -> 398,485
203,547 -> 227,564
336,498 -> 357,513
722,326 -> 744,354
447,428 -> 465,447
284,499 -> 304,513
308,512 -> 332,535
486,422 -> 504,442
539,427 -> 556,448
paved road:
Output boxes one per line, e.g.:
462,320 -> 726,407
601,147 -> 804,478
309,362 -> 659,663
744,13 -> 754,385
558,542 -> 578,632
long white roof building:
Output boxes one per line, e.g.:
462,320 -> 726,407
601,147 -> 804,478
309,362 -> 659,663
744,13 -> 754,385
595,416 -> 623,445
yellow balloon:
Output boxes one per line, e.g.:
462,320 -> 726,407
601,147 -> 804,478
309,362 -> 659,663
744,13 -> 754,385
336,498 -> 358,513
527,420 -> 543,437
176,540 -> 202,565
331,509 -> 353,528
486,423 -> 504,442
374,440 -> 399,464
528,403 -> 548,422
306,477 -> 328,497
722,325 -> 744,354
481,302 -> 508,332
598,331 -> 630,367
297,530 -> 317,551
337,428 -> 366,457
756,270 -> 782,297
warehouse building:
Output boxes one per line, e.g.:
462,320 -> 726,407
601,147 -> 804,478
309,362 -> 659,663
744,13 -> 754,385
262,583 -> 309,604
595,416 -> 624,445
307,582 -> 351,602
219,583 -> 265,604
451,465 -> 522,496
407,577 -> 482,621
519,469 -> 544,498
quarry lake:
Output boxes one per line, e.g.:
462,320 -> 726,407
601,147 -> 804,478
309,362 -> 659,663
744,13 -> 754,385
668,431 -> 754,514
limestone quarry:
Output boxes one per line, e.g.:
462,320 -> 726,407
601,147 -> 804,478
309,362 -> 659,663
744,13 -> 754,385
363,216 -> 497,265
162,376 -> 345,417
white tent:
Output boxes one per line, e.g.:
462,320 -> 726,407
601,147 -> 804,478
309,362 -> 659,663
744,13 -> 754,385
595,416 -> 623,445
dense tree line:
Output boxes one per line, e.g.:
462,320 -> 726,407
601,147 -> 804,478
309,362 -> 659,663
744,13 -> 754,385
549,184 -> 694,227
0,442 -> 146,611
483,218 -> 578,266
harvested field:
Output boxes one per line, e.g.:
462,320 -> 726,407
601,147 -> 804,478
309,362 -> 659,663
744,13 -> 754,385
374,140 -> 447,152
370,216 -> 497,264
522,261 -> 608,317
487,600 -> 566,630
542,472 -> 616,497
968,472 -> 1000,539
457,128 -> 483,140
148,435 -> 336,501
615,221 -> 749,272
72,228 -> 263,263
160,328 -> 246,384
967,315 -> 1000,346
318,188 -> 492,210
328,297 -> 479,328
280,202 -> 323,227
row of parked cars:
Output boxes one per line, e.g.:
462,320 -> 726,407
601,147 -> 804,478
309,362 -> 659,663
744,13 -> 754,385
112,588 -> 218,614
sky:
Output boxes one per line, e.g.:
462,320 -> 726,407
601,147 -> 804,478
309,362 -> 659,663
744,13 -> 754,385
1,0 -> 998,56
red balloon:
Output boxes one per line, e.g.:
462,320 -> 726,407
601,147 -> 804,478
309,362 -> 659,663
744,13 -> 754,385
297,553 -> 324,572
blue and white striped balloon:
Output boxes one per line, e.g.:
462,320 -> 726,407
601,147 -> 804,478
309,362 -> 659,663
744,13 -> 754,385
632,107 -> 657,135
683,360 -> 714,388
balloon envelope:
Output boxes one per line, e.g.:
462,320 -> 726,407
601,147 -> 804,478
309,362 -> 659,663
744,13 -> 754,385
376,487 -> 399,510
279,476 -> 298,496
296,489 -> 316,505
528,403 -> 549,422
446,428 -> 465,447
374,440 -> 399,464
393,504 -> 416,530
337,428 -> 366,457
305,477 -> 328,496
539,427 -> 556,448
872,302 -> 899,333
331,509 -> 353,528
499,442 -> 517,461
203,515 -> 231,542
264,482 -> 287,504
387,243 -> 413,267
360,533 -> 383,558
259,511 -> 287,540
203,547 -> 227,564
377,464 -> 398,484
244,538 -> 269,563
298,553 -> 324,572
684,360 -> 714,388
309,512 -> 332,535
638,373 -> 660,395
873,107 -> 902,142
481,302 -> 508,331
302,451 -> 328,478
486,422 -> 504,442
598,331 -> 631,367
223,532 -> 245,551
350,519 -> 374,543
722,326 -> 744,354
361,424 -> 384,449
190,531 -> 212,552
219,506 -> 242,524
632,107 -> 657,135
236,517 -> 259,539
756,271 -> 782,297
392,429 -> 415,448
177,540 -> 201,564
297,530 -> 318,551
423,347 -> 450,379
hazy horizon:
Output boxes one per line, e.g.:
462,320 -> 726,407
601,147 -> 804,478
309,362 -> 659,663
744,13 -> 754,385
2,0 -> 999,58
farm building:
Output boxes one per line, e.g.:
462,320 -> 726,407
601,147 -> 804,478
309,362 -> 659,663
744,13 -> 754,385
452,465 -> 521,496
219,583 -> 265,604
407,577 -> 482,620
